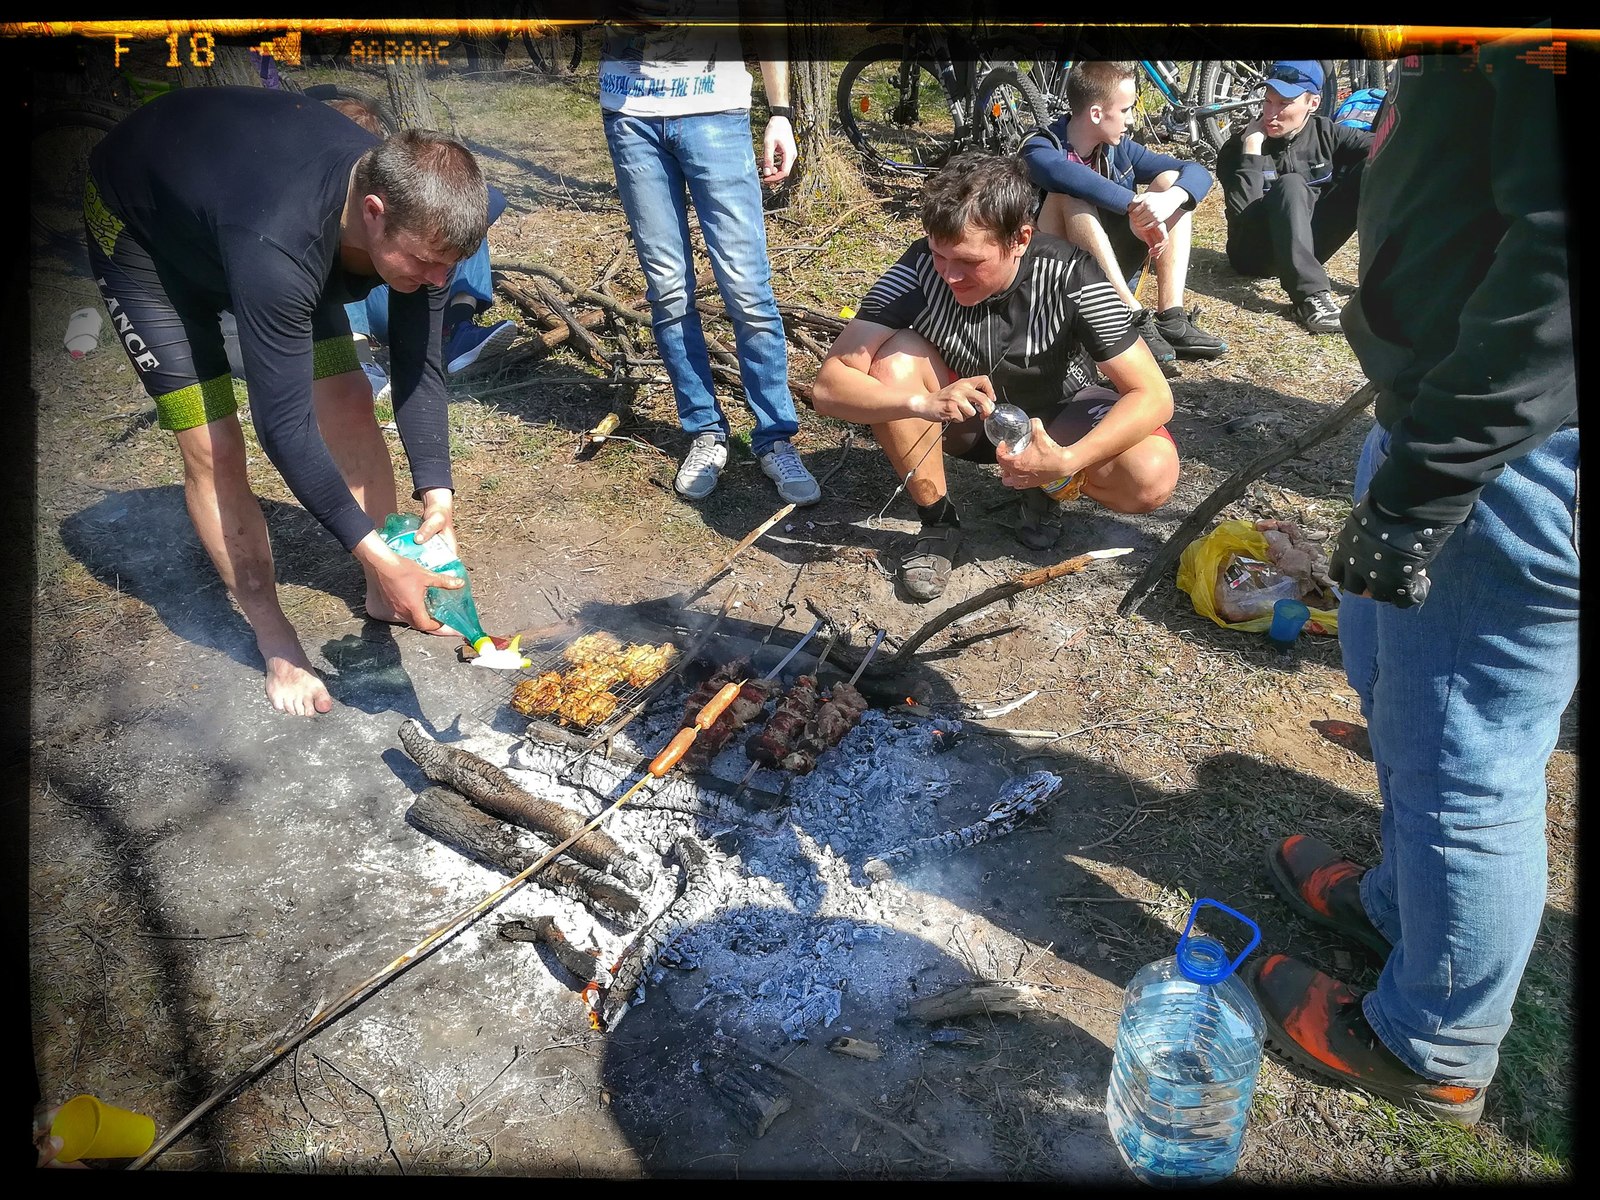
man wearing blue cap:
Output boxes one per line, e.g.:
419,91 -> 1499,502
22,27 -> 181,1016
1216,60 -> 1373,334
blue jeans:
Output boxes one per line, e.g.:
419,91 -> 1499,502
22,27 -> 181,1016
1341,420 -> 1580,1086
602,110 -> 798,455
348,184 -> 507,343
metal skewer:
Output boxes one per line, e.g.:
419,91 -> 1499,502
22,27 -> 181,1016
844,628 -> 888,688
874,420 -> 949,525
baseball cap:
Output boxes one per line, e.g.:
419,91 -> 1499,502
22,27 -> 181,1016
1264,60 -> 1324,99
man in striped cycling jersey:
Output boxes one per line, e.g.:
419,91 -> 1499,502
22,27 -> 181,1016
814,153 -> 1177,602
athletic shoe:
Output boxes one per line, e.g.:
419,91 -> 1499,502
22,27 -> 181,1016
674,432 -> 729,500
1017,486 -> 1064,550
899,524 -> 963,603
1265,834 -> 1391,958
1295,291 -> 1344,335
1155,305 -> 1229,360
758,439 -> 822,506
1251,954 -> 1486,1126
443,318 -> 518,373
1133,308 -> 1181,379
361,360 -> 392,405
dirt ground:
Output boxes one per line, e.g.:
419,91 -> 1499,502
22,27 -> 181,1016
25,54 -> 1574,1181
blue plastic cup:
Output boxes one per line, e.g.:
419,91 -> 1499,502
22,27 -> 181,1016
1268,598 -> 1311,649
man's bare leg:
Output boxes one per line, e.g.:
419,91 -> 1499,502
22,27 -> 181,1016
1037,192 -> 1140,309
1045,393 -> 1180,513
176,416 -> 334,716
1145,171 -> 1194,312
312,370 -> 403,623
866,329 -> 959,508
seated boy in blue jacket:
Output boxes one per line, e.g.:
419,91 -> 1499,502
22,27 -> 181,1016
1020,60 -> 1227,373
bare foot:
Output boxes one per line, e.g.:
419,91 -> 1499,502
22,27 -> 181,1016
363,587 -> 460,639
257,629 -> 334,716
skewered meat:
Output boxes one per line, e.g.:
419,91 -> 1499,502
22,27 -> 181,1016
510,671 -> 565,717
681,657 -> 748,726
814,682 -> 868,746
683,678 -> 778,770
747,675 -> 821,766
562,630 -> 623,665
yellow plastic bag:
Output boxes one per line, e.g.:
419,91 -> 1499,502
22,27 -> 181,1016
1176,519 -> 1338,634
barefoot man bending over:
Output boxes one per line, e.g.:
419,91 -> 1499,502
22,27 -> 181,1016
85,86 -> 487,714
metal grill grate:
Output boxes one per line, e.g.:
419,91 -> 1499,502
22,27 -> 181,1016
471,624 -> 681,741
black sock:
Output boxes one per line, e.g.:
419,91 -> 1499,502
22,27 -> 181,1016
916,496 -> 960,527
1157,305 -> 1185,322
443,301 -> 477,337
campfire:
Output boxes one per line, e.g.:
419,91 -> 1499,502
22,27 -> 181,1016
403,604 -> 1065,1044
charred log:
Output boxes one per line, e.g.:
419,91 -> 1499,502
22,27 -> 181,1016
599,837 -> 723,1030
406,787 -> 642,925
399,719 -> 646,889
864,771 -> 1063,882
703,1052 -> 792,1137
499,916 -> 601,989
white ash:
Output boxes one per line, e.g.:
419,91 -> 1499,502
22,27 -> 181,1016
440,705 -> 1025,1041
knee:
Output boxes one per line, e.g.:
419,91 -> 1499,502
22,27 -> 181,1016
867,347 -> 931,392
179,419 -> 248,482
1266,174 -> 1311,208
1147,169 -> 1182,193
1103,439 -> 1179,513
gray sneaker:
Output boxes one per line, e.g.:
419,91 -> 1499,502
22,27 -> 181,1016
758,439 -> 822,506
675,433 -> 729,499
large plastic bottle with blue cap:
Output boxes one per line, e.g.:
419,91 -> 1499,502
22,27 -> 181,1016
1104,898 -> 1265,1186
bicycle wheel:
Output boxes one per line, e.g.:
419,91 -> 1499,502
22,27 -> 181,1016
836,43 -> 964,174
1195,59 -> 1268,155
523,24 -> 583,74
31,107 -> 118,273
973,64 -> 1051,155
303,84 -> 401,135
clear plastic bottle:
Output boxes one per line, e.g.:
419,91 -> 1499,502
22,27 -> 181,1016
983,403 -> 1084,502
1104,898 -> 1265,1187
380,512 -> 490,650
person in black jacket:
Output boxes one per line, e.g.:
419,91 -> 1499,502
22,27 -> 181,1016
1215,60 -> 1372,334
1250,34 -> 1576,1126
86,87 -> 486,716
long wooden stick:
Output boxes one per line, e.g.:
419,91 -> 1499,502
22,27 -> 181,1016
681,502 -> 796,607
888,548 -> 1132,666
1117,382 -> 1378,617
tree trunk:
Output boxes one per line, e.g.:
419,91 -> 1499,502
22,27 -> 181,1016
385,60 -> 438,130
781,5 -> 836,208
177,44 -> 261,89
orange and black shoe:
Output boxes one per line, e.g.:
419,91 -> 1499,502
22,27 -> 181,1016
1265,834 -> 1391,959
1250,953 -> 1486,1126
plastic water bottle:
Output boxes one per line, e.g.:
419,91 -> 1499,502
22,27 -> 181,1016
983,403 -> 1084,502
380,512 -> 490,650
1104,898 -> 1265,1187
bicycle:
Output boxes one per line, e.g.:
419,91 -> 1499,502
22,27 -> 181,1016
835,25 -> 1051,174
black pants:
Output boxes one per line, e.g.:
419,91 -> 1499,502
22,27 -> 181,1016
1226,163 -> 1364,302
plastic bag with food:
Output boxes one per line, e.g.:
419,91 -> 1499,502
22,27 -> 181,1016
1176,519 -> 1339,634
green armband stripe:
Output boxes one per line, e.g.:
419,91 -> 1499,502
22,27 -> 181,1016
84,176 -> 124,259
313,336 -> 360,380
155,376 -> 238,431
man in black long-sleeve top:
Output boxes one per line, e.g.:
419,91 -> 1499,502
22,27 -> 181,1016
86,87 -> 487,716
1251,34 -> 1577,1126
1216,60 -> 1372,335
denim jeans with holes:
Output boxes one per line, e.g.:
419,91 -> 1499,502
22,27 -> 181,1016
1340,419 -> 1579,1086
603,110 -> 798,456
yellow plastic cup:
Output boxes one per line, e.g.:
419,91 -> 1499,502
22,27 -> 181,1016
50,1094 -> 156,1162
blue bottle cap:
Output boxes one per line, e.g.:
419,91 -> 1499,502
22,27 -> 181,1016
1174,898 -> 1262,985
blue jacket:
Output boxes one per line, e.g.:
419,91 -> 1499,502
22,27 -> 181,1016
1019,116 -> 1214,216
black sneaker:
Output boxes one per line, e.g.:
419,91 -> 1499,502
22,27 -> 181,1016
1294,291 -> 1344,335
1155,305 -> 1228,360
1133,308 -> 1181,379
898,524 -> 963,603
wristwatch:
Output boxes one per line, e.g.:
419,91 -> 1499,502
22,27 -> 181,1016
766,105 -> 793,120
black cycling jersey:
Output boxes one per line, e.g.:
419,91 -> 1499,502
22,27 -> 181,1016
87,86 -> 452,552
853,232 -> 1138,418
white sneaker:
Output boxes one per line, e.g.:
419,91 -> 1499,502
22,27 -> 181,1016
758,439 -> 821,506
362,360 -> 391,405
674,433 -> 729,499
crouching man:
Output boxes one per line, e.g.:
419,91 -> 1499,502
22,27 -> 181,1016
812,153 -> 1178,602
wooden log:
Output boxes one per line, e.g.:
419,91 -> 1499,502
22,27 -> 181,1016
498,916 -> 600,988
703,1052 -> 792,1138
528,276 -> 614,371
398,719 -> 646,888
405,787 -> 642,925
904,981 -> 1051,1023
1118,381 -> 1379,617
827,1037 -> 883,1061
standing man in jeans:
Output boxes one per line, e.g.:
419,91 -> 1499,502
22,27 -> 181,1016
598,9 -> 821,506
1252,33 -> 1576,1125
1216,60 -> 1372,335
